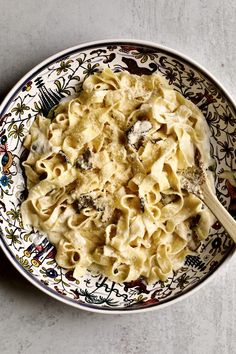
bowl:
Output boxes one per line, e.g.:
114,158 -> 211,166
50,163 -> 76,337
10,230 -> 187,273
0,40 -> 235,314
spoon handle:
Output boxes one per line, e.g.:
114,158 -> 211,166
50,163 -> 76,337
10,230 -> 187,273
201,182 -> 236,243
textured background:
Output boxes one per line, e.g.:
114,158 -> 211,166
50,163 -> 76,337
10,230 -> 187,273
0,1 -> 235,353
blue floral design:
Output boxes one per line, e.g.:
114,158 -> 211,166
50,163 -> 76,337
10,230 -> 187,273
46,268 -> 58,278
0,175 -> 10,187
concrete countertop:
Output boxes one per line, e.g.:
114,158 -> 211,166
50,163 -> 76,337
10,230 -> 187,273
0,1 -> 235,353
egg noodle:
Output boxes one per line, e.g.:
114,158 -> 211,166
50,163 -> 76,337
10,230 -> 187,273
21,69 -> 214,283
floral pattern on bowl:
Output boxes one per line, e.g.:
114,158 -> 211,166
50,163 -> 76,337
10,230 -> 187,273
0,40 -> 235,313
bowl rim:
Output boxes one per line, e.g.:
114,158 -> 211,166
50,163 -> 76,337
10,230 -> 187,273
0,38 -> 235,314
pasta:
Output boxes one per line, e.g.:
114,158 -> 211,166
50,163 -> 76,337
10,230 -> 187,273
21,69 -> 215,284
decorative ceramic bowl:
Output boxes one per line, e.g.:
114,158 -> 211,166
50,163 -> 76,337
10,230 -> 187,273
0,40 -> 235,314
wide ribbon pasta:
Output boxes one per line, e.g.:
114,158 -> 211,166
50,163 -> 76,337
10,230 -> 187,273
21,69 -> 214,284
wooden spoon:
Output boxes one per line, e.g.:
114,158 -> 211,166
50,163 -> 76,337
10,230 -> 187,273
181,167 -> 236,243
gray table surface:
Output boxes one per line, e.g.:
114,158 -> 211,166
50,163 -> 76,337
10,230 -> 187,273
0,1 -> 235,353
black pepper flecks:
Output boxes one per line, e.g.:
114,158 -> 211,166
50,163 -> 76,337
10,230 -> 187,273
140,197 -> 145,212
126,120 -> 152,149
76,194 -> 94,211
93,197 -> 106,212
75,149 -> 92,170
